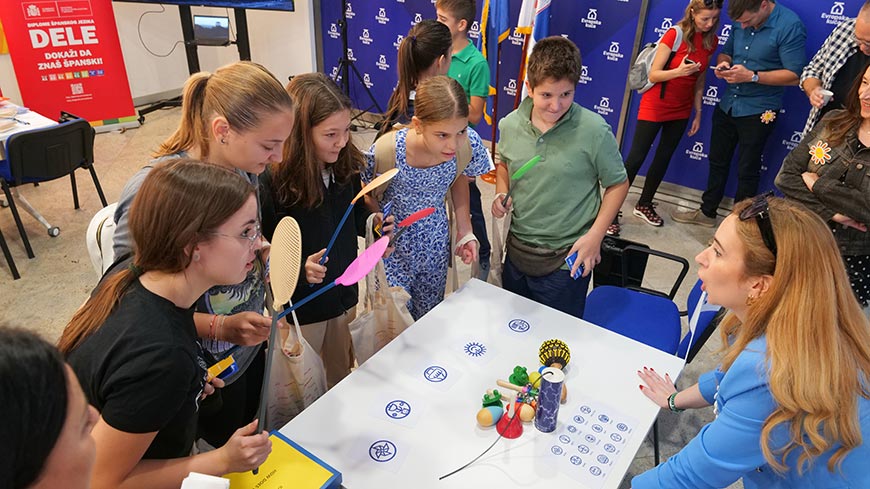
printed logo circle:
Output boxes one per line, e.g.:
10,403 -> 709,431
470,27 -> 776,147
590,466 -> 603,476
580,405 -> 593,414
610,433 -> 623,442
598,414 -> 610,423
573,415 -> 586,424
616,422 -> 628,432
385,400 -> 411,419
369,440 -> 397,462
464,342 -> 486,357
578,444 -> 590,454
592,424 -> 603,433
570,455 -> 582,466
559,435 -> 571,444
567,425 -> 577,433
604,443 -> 617,453
585,434 -> 597,443
424,366 -> 448,382
551,445 -> 564,455
508,318 -> 530,333
597,454 -> 609,464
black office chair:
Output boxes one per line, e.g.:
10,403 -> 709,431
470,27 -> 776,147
1,116 -> 108,266
0,226 -> 19,280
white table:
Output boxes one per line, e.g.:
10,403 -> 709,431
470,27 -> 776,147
0,103 -> 57,159
280,279 -> 685,488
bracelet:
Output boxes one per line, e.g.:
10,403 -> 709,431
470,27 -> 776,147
217,314 -> 227,342
208,314 -> 219,341
668,392 -> 685,413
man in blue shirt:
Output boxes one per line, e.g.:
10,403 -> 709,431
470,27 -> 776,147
672,0 -> 806,227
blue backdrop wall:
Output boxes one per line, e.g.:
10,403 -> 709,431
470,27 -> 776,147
320,0 -> 861,197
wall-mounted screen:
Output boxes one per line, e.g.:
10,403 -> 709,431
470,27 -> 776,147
193,14 -> 230,45
115,0 -> 294,12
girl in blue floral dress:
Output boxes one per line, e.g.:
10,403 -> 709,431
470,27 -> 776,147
364,76 -> 493,319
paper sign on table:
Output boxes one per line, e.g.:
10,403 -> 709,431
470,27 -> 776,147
224,431 -> 341,488
538,399 -> 637,489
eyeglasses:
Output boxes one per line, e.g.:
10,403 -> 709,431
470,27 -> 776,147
212,223 -> 262,249
702,0 -> 724,8
739,191 -> 777,257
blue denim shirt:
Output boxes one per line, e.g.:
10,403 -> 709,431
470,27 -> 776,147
720,3 -> 806,117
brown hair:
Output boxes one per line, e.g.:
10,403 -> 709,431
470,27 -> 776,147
718,197 -> 870,474
526,36 -> 582,88
414,75 -> 469,125
820,62 -> 870,148
156,61 -> 294,159
727,0 -> 768,20
436,0 -> 476,26
58,159 -> 255,354
379,20 -> 453,138
679,0 -> 721,52
269,73 -> 364,209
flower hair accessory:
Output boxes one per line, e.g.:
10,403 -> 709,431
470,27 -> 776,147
808,140 -> 832,165
760,110 -> 776,124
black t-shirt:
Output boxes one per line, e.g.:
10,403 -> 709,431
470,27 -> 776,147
820,50 -> 870,120
259,168 -> 370,324
68,280 -> 206,459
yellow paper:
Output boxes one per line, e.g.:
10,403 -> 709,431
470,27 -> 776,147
224,432 -> 340,489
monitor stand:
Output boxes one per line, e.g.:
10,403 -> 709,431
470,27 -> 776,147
138,5 -> 252,123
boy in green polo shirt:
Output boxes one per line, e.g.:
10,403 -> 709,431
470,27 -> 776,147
491,36 -> 629,318
436,0 -> 492,279
436,0 -> 489,125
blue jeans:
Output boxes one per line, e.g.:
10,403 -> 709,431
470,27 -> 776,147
469,179 -> 490,267
502,255 -> 591,319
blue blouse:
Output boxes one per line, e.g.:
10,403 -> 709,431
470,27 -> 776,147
633,336 -> 870,488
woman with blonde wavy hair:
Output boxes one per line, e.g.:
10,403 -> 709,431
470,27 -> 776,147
633,195 -> 870,488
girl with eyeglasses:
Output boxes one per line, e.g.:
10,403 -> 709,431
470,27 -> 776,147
633,196 -> 870,488
260,72 -> 388,388
60,160 -> 272,489
777,62 -> 870,314
110,61 -> 295,449
613,0 -> 721,235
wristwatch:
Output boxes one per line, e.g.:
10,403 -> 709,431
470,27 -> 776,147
751,70 -> 759,83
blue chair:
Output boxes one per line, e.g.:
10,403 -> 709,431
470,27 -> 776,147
677,279 -> 725,362
584,245 -> 721,465
584,245 -> 689,355
1,116 -> 107,275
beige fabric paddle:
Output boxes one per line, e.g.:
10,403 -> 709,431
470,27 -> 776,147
253,216 -> 302,474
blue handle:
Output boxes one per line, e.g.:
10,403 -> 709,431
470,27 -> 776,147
321,203 -> 355,265
276,281 -> 338,322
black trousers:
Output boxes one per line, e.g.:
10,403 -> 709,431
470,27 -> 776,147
701,106 -> 777,218
623,118 -> 690,206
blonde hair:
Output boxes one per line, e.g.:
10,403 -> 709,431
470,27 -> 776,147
413,75 -> 469,125
679,0 -> 721,52
156,61 -> 294,159
719,197 -> 870,473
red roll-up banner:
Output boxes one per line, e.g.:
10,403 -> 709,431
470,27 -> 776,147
0,0 -> 139,129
